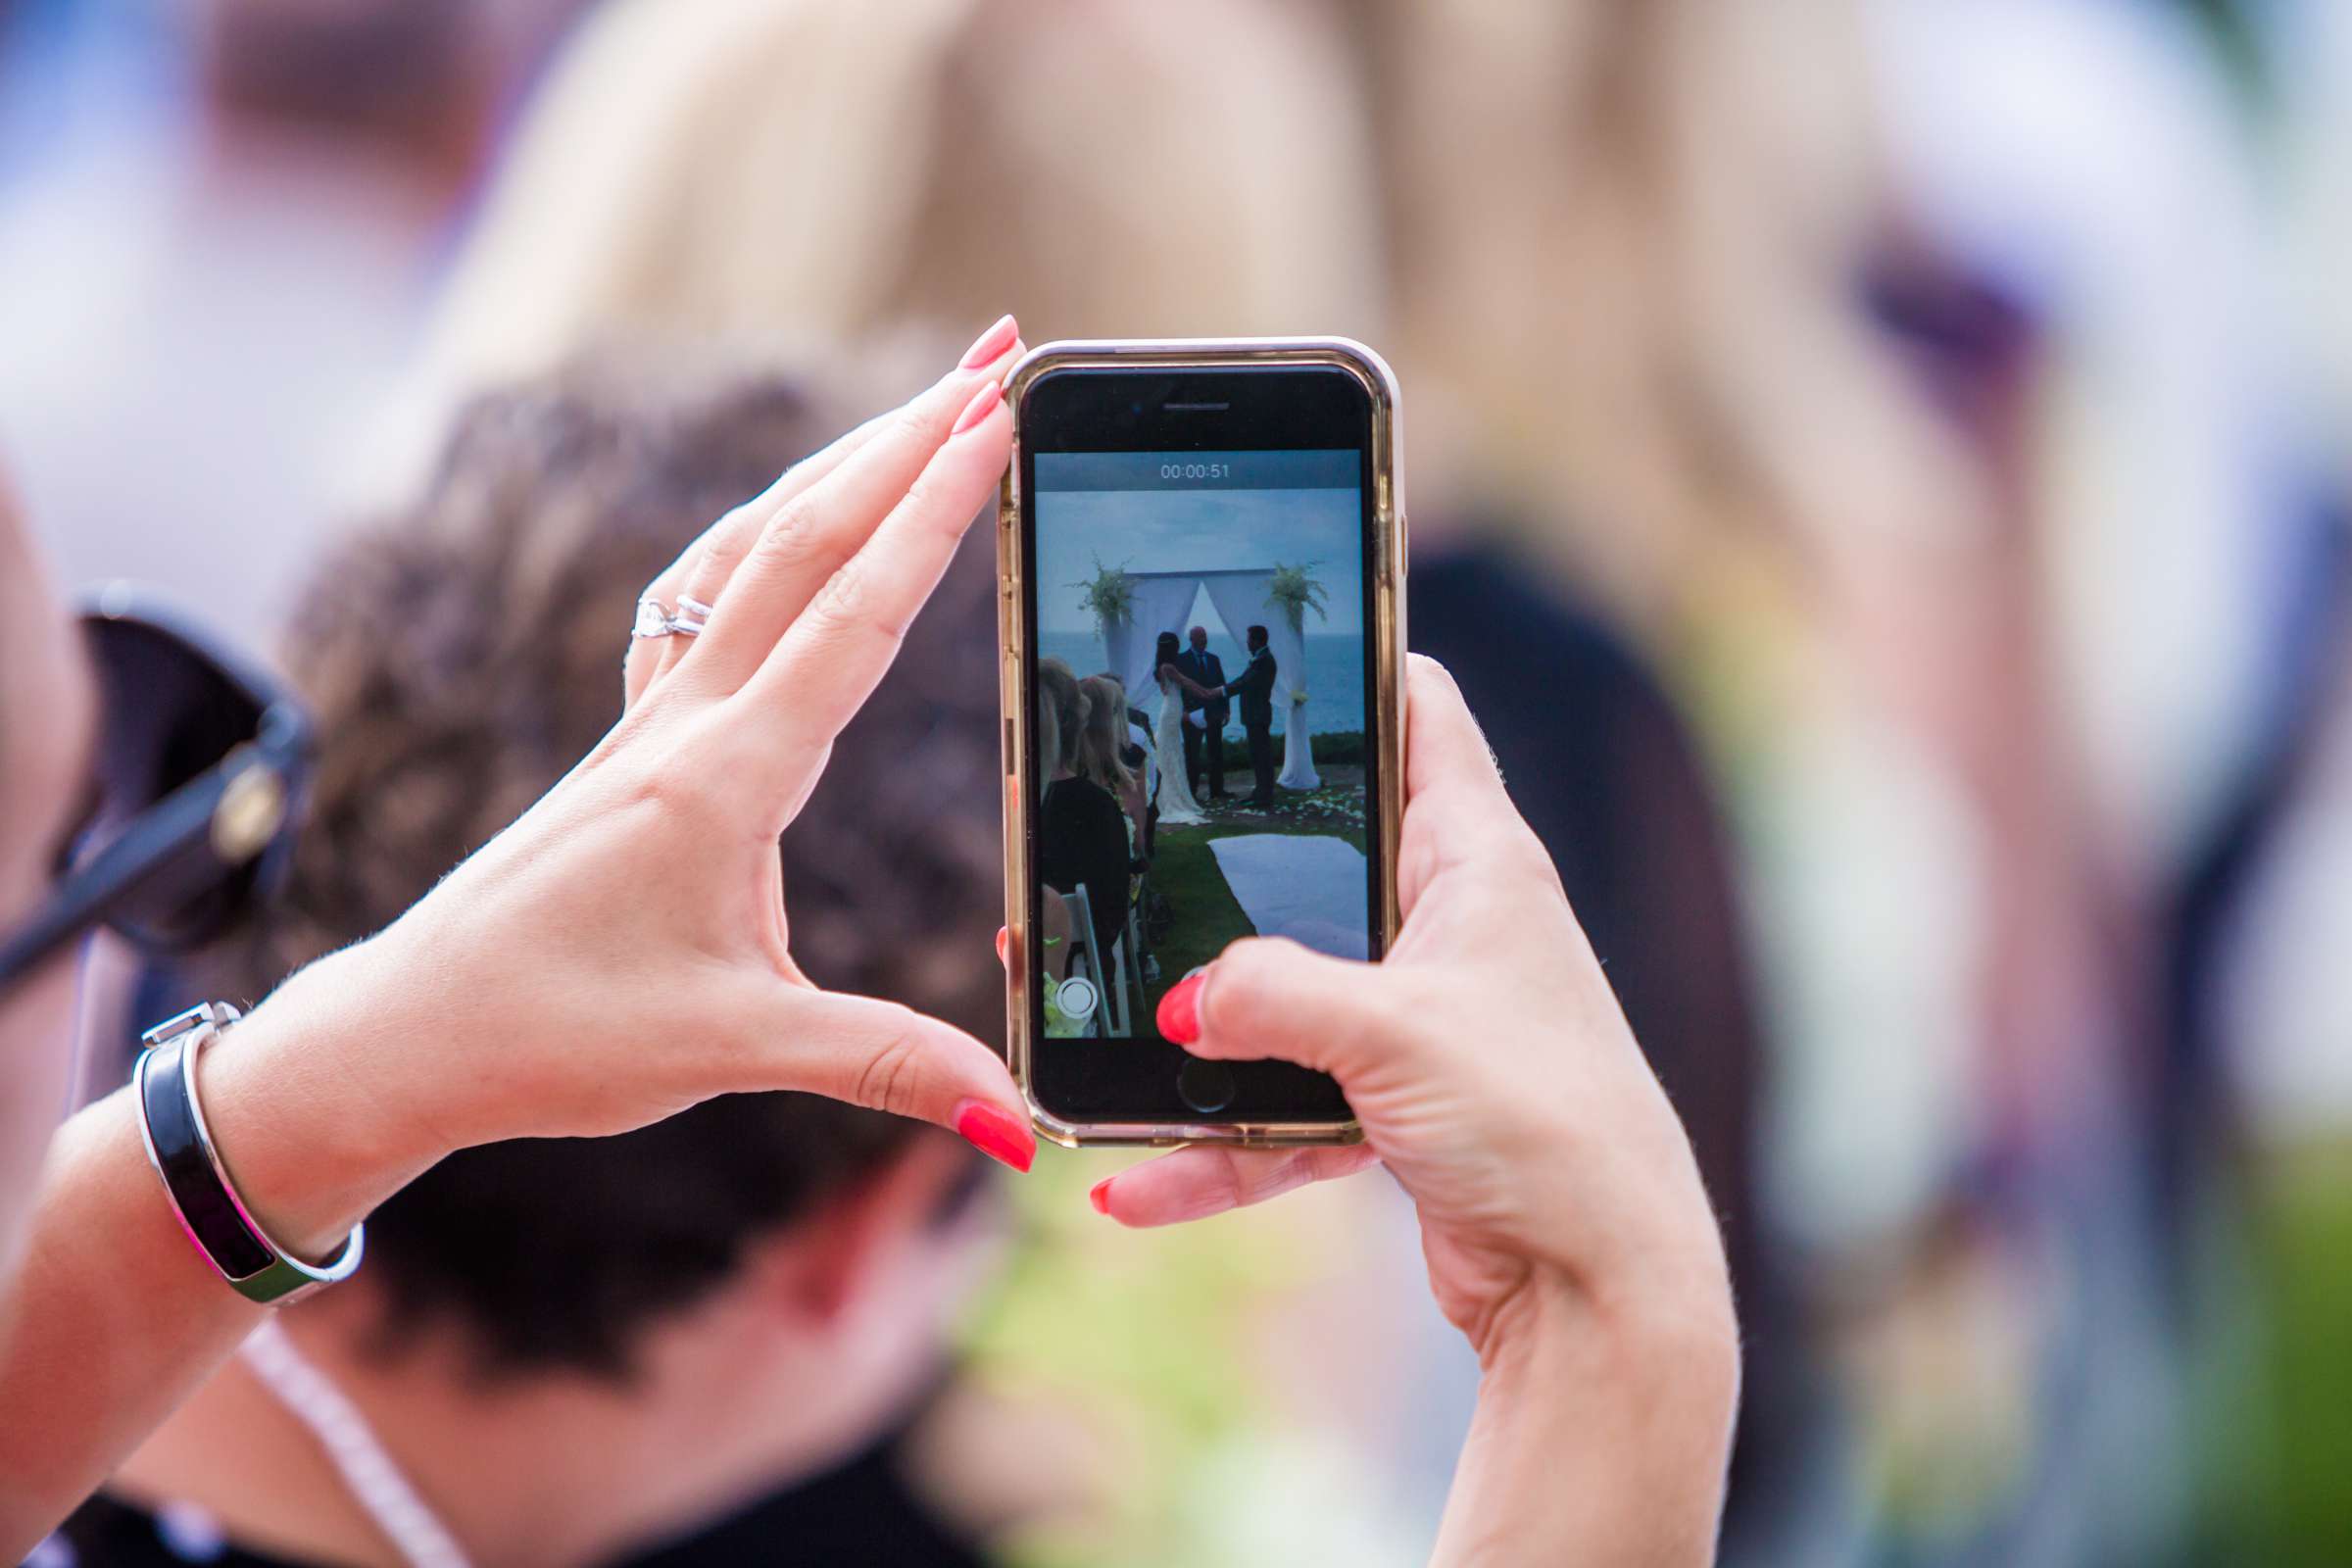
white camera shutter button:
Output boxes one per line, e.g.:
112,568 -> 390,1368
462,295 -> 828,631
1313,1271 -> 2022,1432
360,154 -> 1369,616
1055,975 -> 1098,1020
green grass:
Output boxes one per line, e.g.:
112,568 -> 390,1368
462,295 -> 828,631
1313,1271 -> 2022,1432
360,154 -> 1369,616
2196,1136 -> 2352,1563
1140,808 -> 1368,1020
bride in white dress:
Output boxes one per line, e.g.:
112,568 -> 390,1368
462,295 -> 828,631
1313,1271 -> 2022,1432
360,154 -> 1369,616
1149,630 -> 1210,825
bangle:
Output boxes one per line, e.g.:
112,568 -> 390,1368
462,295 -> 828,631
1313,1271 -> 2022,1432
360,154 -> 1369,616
134,1002 -> 365,1305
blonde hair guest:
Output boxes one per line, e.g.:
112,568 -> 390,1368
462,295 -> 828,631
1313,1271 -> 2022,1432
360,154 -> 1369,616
1078,673 -> 1149,852
1035,659 -> 1084,782
1032,662 -> 1078,984
371,0 -> 1384,496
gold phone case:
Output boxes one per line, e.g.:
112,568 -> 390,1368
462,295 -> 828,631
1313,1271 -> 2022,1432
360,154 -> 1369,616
997,337 -> 1404,1148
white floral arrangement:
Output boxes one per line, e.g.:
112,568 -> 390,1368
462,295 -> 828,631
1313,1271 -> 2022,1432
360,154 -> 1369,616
1266,562 -> 1327,705
1073,557 -> 1137,631
1266,561 -> 1329,628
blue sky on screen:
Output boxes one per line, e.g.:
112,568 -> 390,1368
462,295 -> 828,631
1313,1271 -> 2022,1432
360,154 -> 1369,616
1035,487 -> 1365,636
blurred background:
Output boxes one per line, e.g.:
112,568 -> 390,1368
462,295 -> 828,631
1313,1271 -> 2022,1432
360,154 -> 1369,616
8,0 -> 2351,1563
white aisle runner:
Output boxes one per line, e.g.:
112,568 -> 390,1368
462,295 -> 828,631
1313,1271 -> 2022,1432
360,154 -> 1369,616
1207,834 -> 1370,960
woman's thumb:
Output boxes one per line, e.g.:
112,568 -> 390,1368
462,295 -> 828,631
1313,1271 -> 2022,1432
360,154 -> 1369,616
767,988 -> 1035,1172
1162,937 -> 1411,1083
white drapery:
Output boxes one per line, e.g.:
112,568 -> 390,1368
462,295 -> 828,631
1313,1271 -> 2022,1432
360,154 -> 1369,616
1199,574 -> 1317,791
1099,575 -> 1200,708
1097,568 -> 1319,790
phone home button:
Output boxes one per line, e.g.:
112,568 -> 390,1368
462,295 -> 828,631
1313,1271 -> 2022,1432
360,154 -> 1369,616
1176,1058 -> 1235,1115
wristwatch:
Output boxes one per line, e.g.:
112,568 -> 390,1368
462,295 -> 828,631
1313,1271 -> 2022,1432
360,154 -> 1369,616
134,1002 -> 365,1304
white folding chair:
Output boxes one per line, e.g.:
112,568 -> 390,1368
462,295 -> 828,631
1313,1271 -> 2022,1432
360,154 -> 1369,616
1103,936 -> 1127,1037
1103,892 -> 1146,1037
1129,720 -> 1157,802
1058,887 -> 1113,1036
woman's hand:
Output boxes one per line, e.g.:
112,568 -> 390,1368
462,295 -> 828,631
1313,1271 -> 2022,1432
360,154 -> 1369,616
201,318 -> 1038,1252
1103,656 -> 1730,1338
1095,655 -> 1740,1560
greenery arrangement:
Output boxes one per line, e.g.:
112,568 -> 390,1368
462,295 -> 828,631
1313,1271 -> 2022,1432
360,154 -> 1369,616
1072,556 -> 1137,630
1265,561 -> 1330,628
1309,729 -> 1365,767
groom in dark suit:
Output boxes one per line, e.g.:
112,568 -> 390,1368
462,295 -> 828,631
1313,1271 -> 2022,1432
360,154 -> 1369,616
1218,625 -> 1280,809
1175,624 -> 1229,800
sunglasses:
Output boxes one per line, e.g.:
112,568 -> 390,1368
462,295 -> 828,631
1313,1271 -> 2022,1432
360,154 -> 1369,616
0,591 -> 310,993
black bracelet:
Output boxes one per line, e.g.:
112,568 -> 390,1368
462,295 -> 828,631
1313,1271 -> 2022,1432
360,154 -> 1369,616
134,1003 -> 364,1305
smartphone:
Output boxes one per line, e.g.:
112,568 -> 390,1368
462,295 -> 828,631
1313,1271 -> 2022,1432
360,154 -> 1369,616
998,338 -> 1404,1146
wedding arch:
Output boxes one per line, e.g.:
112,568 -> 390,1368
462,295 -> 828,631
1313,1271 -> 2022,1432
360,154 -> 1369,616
1094,568 -> 1320,790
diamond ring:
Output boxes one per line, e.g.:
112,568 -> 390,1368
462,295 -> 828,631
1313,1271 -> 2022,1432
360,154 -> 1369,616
632,597 -> 679,639
632,595 -> 712,640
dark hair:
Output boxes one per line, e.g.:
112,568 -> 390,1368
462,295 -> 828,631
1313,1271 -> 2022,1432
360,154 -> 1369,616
1153,630 -> 1181,664
203,359 -> 1004,1382
1247,624 -> 1267,649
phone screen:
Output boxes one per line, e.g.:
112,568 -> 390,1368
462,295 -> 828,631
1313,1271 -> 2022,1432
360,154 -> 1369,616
1017,363 -> 1382,1126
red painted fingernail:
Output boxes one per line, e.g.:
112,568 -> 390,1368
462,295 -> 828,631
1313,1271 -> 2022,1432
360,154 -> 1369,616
958,313 -> 1018,369
1157,970 -> 1205,1045
955,1098 -> 1035,1173
1089,1177 -> 1113,1215
951,379 -> 1002,436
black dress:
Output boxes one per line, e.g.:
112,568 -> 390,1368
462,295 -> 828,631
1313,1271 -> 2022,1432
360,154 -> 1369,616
43,1435 -> 983,1567
1409,539 -> 1783,1533
1036,775 -> 1131,963
1408,545 -> 1758,1262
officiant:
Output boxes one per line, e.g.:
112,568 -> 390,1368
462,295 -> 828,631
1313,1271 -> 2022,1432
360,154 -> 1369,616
1175,624 -> 1230,801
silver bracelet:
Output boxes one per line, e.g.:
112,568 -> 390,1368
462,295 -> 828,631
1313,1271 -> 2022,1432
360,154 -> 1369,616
134,1002 -> 366,1305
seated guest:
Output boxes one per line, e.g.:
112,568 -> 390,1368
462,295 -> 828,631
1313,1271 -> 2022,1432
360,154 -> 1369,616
1034,684 -> 1077,987
1077,673 -> 1150,858
1115,683 -> 1159,859
58,362 -> 1017,1567
1032,661 -> 1129,991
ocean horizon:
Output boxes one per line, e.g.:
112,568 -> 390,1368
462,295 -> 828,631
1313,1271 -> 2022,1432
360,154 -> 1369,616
1039,630 -> 1368,739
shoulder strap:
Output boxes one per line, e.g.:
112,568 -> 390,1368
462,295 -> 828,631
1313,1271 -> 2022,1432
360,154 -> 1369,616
239,1320 -> 472,1568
